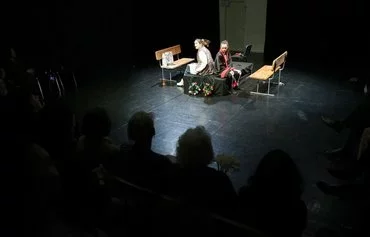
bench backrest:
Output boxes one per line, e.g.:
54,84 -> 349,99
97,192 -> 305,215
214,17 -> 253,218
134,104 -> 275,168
271,51 -> 288,71
155,45 -> 182,61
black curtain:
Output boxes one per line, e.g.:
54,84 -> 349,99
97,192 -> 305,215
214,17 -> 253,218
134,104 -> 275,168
264,0 -> 367,78
131,1 -> 220,67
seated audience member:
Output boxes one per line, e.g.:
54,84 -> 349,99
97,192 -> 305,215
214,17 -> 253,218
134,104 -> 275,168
214,40 -> 242,94
174,126 -> 237,216
2,47 -> 35,91
37,99 -> 76,170
238,149 -> 307,237
0,77 -> 10,98
326,127 -> 370,179
5,88 -> 43,140
110,111 -> 175,194
358,127 -> 370,160
24,142 -> 61,236
77,107 -> 119,169
321,94 -> 370,160
317,128 -> 370,198
1,67 -> 16,103
0,76 -> 16,127
177,38 -> 216,86
316,148 -> 370,217
0,68 -> 5,81
62,107 -> 118,221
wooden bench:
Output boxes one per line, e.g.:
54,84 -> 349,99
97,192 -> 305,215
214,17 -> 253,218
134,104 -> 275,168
155,45 -> 194,85
249,51 -> 288,96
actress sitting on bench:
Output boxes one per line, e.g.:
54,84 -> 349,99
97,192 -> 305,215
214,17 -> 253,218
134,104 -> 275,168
177,38 -> 215,87
214,40 -> 242,94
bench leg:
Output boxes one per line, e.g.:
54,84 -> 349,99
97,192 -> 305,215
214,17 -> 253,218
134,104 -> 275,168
270,69 -> 285,86
72,72 -> 78,92
250,79 -> 275,96
36,77 -> 44,101
159,68 -> 176,86
277,69 -> 285,86
278,69 -> 281,85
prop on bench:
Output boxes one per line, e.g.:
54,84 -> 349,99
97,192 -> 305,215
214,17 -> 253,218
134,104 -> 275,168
249,51 -> 288,96
155,45 -> 194,86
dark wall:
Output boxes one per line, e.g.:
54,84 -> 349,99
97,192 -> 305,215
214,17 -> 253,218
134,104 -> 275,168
4,0 -> 367,80
264,0 -> 367,77
1,1 -> 220,81
131,1 -> 220,67
1,1 -> 133,76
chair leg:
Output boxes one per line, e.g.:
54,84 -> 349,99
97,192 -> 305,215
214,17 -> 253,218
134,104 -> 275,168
36,77 -> 44,101
278,69 -> 284,86
72,72 -> 78,92
250,79 -> 274,96
57,72 -> 65,96
270,70 -> 285,86
54,74 -> 62,98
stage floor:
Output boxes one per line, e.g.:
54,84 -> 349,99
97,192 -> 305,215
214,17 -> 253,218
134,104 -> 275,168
69,56 -> 366,237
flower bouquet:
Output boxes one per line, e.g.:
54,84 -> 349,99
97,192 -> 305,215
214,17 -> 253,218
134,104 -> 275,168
188,82 -> 201,96
202,82 -> 214,96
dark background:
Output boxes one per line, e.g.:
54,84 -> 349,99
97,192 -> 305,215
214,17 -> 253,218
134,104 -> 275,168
264,0 -> 368,77
1,0 -> 368,83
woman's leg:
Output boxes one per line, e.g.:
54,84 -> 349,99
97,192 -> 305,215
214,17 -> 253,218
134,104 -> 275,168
177,65 -> 191,86
227,73 -> 237,94
234,71 -> 241,89
184,64 -> 190,75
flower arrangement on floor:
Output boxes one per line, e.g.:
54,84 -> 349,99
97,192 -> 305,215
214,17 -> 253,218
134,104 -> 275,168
188,82 -> 201,95
202,82 -> 214,96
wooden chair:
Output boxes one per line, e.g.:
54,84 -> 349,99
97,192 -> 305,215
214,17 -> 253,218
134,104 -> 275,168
249,51 -> 288,96
155,45 -> 194,85
231,44 -> 252,62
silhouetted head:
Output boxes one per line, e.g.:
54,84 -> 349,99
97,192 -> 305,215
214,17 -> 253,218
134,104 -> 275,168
81,107 -> 111,139
176,126 -> 214,168
38,99 -> 75,148
248,149 -> 304,199
127,111 -> 155,145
